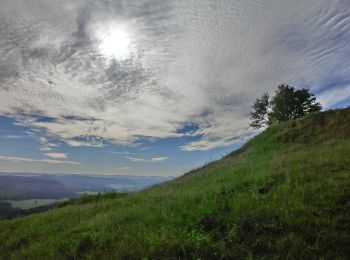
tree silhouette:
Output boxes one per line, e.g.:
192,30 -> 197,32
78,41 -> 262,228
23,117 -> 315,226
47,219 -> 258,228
250,84 -> 322,129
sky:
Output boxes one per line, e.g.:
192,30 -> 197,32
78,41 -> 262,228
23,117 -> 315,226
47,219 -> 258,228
0,0 -> 349,176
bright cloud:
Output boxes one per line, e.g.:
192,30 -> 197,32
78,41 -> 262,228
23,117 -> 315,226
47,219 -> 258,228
125,156 -> 169,163
0,155 -> 80,165
0,135 -> 25,139
45,153 -> 68,159
0,0 -> 349,152
149,157 -> 170,162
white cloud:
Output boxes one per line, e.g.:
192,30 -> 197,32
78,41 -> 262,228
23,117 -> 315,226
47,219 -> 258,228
149,157 -> 169,162
0,135 -> 25,139
125,156 -> 144,162
0,0 -> 349,151
318,84 -> 350,108
0,155 -> 80,165
39,136 -> 59,151
45,153 -> 68,159
125,156 -> 169,163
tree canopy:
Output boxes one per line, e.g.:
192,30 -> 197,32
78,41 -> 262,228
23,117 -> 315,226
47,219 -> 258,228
250,84 -> 322,129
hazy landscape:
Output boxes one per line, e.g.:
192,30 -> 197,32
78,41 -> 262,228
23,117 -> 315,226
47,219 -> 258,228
0,107 -> 349,258
0,173 -> 170,218
0,0 -> 350,259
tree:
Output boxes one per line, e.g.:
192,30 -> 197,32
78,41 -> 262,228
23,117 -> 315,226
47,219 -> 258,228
249,92 -> 269,129
249,84 -> 322,129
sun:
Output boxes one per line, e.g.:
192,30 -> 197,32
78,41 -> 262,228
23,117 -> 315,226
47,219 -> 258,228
96,24 -> 131,60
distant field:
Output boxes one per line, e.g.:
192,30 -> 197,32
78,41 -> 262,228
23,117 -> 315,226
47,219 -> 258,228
2,199 -> 67,210
106,184 -> 138,192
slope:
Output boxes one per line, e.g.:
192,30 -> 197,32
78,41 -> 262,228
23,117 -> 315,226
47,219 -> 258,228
0,107 -> 349,259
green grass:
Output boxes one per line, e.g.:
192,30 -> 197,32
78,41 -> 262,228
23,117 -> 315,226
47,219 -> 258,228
0,108 -> 349,259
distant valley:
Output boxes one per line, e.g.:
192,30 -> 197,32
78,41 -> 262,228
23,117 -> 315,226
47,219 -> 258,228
0,173 -> 171,218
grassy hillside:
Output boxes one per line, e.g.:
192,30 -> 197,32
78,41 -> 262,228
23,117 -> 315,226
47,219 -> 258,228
1,108 -> 349,259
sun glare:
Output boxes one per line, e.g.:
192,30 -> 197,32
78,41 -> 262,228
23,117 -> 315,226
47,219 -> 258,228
97,25 -> 131,60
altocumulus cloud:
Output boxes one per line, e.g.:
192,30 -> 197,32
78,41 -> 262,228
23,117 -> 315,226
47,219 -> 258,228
0,0 -> 349,151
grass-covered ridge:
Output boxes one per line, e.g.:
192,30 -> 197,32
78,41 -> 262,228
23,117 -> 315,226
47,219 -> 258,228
1,108 -> 350,259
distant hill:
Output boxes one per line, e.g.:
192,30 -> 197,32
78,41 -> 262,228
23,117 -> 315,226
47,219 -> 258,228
0,107 -> 349,259
0,174 -> 171,199
0,175 -> 79,200
0,174 -> 170,219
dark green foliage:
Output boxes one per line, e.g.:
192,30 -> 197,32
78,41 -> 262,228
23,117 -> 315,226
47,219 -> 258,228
0,107 -> 350,259
250,84 -> 322,129
250,92 -> 269,129
270,84 -> 322,123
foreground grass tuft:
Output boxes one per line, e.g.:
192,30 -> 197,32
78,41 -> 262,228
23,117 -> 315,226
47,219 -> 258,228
1,107 -> 350,259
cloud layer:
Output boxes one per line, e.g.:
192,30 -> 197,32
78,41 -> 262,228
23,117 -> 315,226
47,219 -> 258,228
0,0 -> 349,151
0,155 -> 80,165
